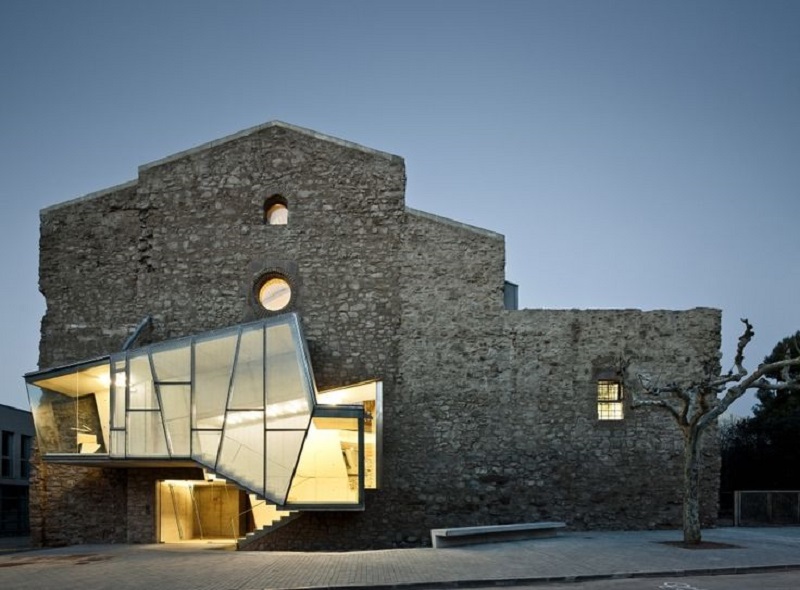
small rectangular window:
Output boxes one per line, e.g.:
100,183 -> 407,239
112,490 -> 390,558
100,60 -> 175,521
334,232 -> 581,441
597,380 -> 624,420
20,435 -> 32,479
503,281 -> 518,310
1,431 -> 12,477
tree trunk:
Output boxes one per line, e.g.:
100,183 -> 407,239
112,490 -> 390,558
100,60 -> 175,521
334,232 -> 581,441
683,429 -> 702,544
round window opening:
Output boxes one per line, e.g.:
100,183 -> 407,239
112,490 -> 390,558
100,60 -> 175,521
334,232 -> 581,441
258,277 -> 292,311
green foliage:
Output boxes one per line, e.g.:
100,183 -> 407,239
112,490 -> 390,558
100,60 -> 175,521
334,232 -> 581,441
721,330 -> 800,494
755,330 -> 800,418
760,329 -> 800,381
721,414 -> 800,492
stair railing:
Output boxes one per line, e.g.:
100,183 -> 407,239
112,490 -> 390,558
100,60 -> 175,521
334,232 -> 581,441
230,498 -> 269,539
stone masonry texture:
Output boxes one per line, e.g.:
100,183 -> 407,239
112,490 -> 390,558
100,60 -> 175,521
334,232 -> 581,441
30,121 -> 721,550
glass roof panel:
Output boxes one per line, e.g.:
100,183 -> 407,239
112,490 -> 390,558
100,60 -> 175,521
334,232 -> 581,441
265,429 -> 306,503
229,325 -> 264,410
129,351 -> 158,410
151,341 -> 191,382
160,384 -> 191,457
218,410 -> 265,495
194,331 -> 237,429
192,429 -> 222,468
266,320 -> 312,429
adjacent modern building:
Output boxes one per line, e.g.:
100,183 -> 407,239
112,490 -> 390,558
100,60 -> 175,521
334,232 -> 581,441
0,404 -> 34,536
25,121 -> 721,550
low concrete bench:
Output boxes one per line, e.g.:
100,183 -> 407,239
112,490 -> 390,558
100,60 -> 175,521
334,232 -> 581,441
430,521 -> 566,548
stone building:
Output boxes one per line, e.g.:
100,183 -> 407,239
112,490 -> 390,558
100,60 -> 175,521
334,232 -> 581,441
1,404 -> 34,536
24,121 -> 720,550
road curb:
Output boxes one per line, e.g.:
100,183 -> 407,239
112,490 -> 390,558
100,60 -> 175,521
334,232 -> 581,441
281,563 -> 800,590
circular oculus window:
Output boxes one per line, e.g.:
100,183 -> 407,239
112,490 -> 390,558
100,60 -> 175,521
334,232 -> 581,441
258,277 -> 292,311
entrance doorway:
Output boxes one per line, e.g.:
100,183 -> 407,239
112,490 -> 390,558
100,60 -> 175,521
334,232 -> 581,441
157,479 -> 251,543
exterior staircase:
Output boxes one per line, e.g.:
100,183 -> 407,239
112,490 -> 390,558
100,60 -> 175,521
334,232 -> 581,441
201,469 -> 299,548
248,493 -> 295,530
237,494 -> 300,549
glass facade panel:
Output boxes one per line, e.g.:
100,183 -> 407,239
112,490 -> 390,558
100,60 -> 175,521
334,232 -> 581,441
194,332 -> 237,429
266,322 -> 311,429
110,430 -> 125,457
265,430 -> 306,503
127,411 -> 168,456
25,313 -> 373,509
218,411 -> 264,493
192,430 -> 222,467
287,417 -> 360,505
160,384 -> 191,456
27,385 -> 61,455
316,381 -> 381,489
151,342 -> 191,382
129,352 -> 157,410
229,326 -> 264,410
25,362 -> 111,455
112,359 -> 126,428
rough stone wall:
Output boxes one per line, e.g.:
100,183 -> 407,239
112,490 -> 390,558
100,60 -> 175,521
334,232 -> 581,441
125,123 -> 405,396
28,448 -> 127,546
38,123 -> 405,390
38,182 -> 142,367
390,209 -> 721,541
504,308 -> 721,529
33,122 -> 722,550
34,122 -> 405,546
126,467 -> 205,543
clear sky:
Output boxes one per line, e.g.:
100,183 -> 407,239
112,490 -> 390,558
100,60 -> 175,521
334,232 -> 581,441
1,1 -> 798,415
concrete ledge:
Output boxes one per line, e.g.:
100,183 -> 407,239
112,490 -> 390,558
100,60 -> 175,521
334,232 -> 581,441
431,522 -> 566,548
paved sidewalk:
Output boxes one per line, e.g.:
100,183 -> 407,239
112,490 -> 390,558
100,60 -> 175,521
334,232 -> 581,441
0,536 -> 31,555
0,528 -> 798,590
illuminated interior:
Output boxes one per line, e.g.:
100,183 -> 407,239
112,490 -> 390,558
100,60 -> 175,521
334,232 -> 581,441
26,361 -> 112,455
597,379 -> 624,420
25,313 -> 381,510
265,202 -> 288,225
259,278 -> 292,311
158,479 -> 246,542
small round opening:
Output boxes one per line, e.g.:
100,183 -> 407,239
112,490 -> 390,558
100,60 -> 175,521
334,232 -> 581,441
258,277 -> 292,311
266,202 -> 288,225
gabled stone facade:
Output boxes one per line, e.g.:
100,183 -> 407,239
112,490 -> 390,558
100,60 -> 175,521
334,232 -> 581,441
29,121 -> 720,549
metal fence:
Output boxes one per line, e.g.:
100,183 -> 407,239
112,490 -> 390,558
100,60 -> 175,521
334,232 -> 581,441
734,490 -> 800,526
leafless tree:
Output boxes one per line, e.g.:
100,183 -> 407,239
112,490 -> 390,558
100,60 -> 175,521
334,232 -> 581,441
627,319 -> 800,544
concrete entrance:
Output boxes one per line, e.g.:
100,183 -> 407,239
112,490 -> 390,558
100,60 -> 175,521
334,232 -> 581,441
157,480 -> 248,543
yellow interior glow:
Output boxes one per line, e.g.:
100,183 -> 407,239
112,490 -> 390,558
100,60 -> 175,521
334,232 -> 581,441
259,278 -> 291,311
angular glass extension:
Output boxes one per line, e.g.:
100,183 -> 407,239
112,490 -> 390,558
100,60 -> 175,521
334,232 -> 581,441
26,360 -> 113,456
25,313 -> 381,510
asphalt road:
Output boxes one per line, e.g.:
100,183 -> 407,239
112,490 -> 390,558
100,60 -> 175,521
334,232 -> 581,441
459,571 -> 800,590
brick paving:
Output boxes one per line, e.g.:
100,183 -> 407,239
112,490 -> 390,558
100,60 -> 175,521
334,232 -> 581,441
0,528 -> 798,590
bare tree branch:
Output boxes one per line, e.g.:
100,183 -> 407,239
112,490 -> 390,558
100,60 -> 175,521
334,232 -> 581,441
630,397 -> 681,420
630,374 -> 686,420
733,318 -> 754,376
781,342 -> 793,382
626,319 -> 800,545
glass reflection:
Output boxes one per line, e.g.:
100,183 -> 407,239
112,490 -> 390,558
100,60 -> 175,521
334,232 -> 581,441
26,361 -> 111,455
287,416 -> 361,505
194,332 -> 236,429
25,313 -> 378,509
160,384 -> 191,456
218,410 -> 264,492
316,381 -> 380,489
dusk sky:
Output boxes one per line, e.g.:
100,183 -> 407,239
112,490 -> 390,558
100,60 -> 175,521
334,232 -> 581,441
1,1 -> 798,416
